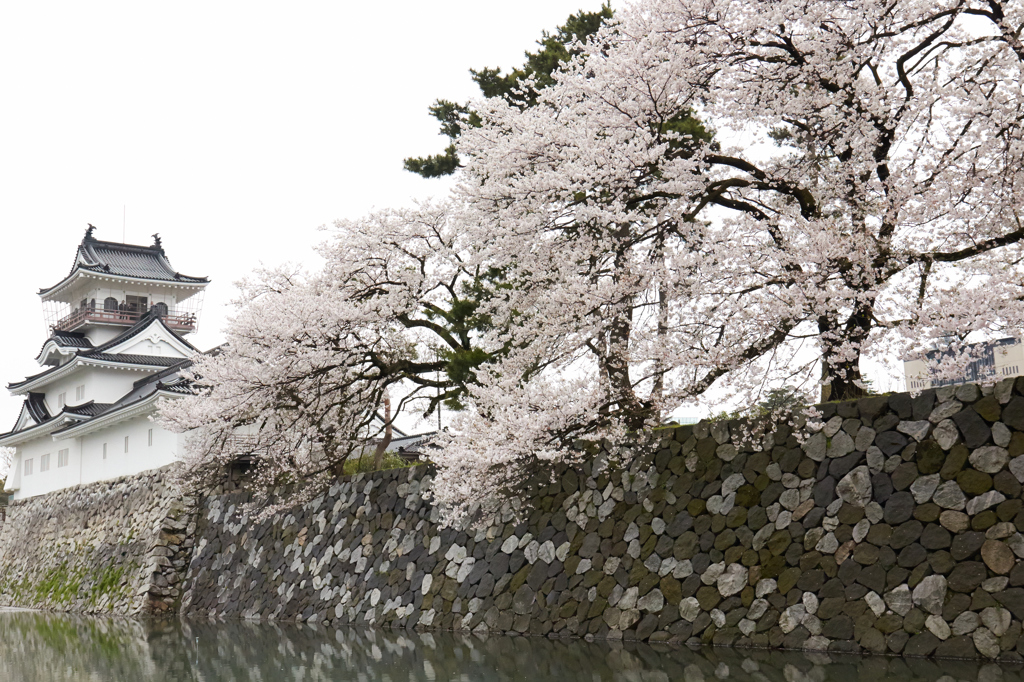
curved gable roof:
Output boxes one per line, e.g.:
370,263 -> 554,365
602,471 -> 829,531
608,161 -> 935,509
40,229 -> 208,297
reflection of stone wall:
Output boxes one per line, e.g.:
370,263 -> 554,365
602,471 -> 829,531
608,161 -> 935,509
3,610 -> 1017,682
185,379 -> 1024,659
0,467 -> 192,614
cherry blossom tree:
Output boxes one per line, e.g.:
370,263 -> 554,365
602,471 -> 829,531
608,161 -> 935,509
165,0 -> 1024,523
158,205 -> 501,510
426,0 -> 1024,520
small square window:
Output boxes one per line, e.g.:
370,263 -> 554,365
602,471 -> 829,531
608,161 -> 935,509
24,458 -> 33,476
57,393 -> 66,409
58,449 -> 69,468
39,454 -> 50,472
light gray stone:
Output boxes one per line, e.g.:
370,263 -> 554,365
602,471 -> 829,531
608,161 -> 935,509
679,597 -> 700,622
930,400 -> 963,423
802,432 -> 827,462
866,446 -> 885,472
992,422 -> 1012,448
1009,456 -> 1024,484
925,614 -> 951,640
836,466 -> 872,508
717,564 -> 748,597
970,446 -> 1009,474
912,575 -> 947,615
897,420 -> 931,442
910,474 -> 940,504
933,480 -> 967,510
973,627 -> 1001,658
856,427 -> 877,452
826,430 -> 855,459
822,416 -> 844,437
952,611 -> 980,636
967,490 -> 1006,516
638,588 -> 665,613
933,419 -> 960,450
982,607 -> 1012,636
885,585 -> 913,616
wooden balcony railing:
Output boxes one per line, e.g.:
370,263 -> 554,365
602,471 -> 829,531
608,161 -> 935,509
52,306 -> 196,333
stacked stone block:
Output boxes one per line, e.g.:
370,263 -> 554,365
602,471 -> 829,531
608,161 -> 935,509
0,466 -> 191,614
180,378 -> 1024,659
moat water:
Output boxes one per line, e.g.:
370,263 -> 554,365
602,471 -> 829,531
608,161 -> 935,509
0,610 -> 1023,682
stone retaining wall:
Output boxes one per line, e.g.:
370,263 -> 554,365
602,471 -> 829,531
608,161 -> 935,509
0,466 -> 193,614
182,379 -> 1024,660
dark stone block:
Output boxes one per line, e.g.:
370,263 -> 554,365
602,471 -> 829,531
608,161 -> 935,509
857,565 -> 887,593
952,408 -> 992,449
797,569 -> 826,592
883,492 -> 915,525
813,477 -> 837,507
935,635 -> 978,659
871,473 -> 893,504
876,431 -> 909,456
874,414 -> 900,433
891,521 -> 924,549
912,391 -> 936,421
829,451 -> 864,479
889,393 -> 914,419
1003,397 -> 1024,431
950,532 -> 986,561
822,614 -> 854,639
921,524 -> 951,550
665,513 -> 692,538
838,559 -> 861,586
995,588 -> 1024,620
897,544 -> 928,569
860,396 -> 890,422
916,441 -> 945,475
904,632 -> 941,657
948,562 -> 987,593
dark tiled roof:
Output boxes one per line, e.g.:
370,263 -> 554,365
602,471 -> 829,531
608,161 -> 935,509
40,231 -> 208,295
82,353 -> 183,367
26,393 -> 50,423
8,350 -> 185,390
50,331 -> 93,349
63,401 -> 114,417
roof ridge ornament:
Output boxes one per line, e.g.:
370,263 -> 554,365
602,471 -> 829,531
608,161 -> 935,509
85,224 -> 97,240
152,233 -> 163,251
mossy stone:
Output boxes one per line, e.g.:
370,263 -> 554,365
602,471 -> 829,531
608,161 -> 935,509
767,531 -> 791,557
913,503 -> 941,523
735,485 -> 760,508
687,499 -> 706,517
974,395 -> 1002,422
916,441 -> 945,475
957,469 -> 993,495
1010,431 -> 1024,458
778,567 -> 802,595
971,510 -> 998,531
940,444 -> 970,480
696,585 -> 721,611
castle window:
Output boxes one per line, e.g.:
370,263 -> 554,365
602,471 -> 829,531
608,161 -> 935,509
102,443 -> 107,460
58,449 -> 69,468
124,436 -> 129,453
148,429 -> 153,447
57,393 -> 66,409
39,454 -> 50,472
24,459 -> 33,476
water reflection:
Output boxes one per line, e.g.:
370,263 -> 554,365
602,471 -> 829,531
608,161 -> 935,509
0,609 -> 1022,682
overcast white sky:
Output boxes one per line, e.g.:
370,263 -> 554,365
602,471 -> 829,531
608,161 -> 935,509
0,0 -> 613,431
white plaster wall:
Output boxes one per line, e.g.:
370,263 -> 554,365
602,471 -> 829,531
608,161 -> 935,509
76,414 -> 180,487
10,433 -> 82,500
41,367 -> 147,414
9,412 -> 182,500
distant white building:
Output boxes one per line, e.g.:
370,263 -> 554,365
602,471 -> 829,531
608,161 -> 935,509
904,337 -> 1024,391
0,227 -> 207,500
